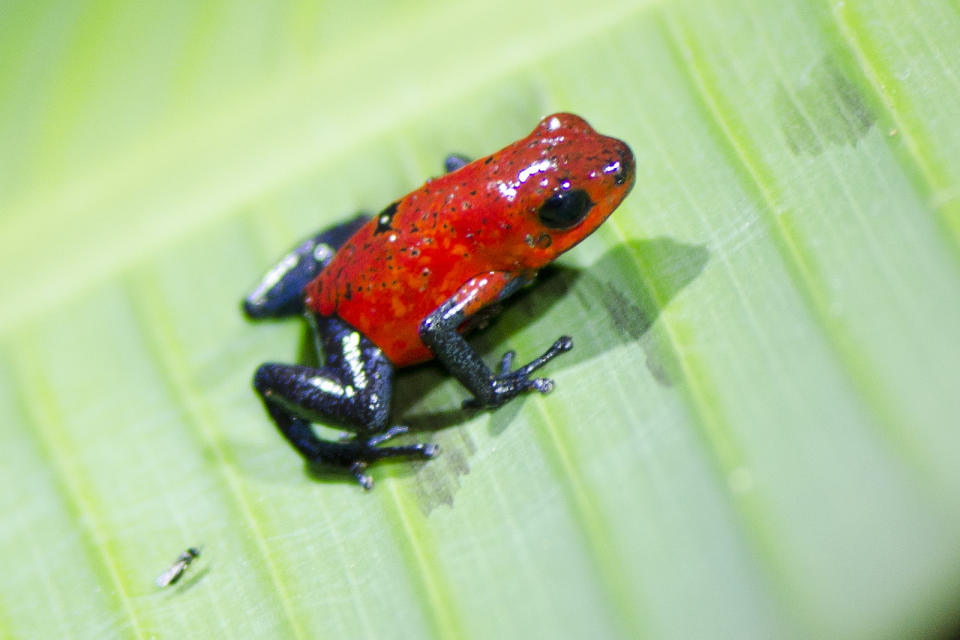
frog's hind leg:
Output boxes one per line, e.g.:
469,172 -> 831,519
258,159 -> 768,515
243,213 -> 370,319
253,315 -> 437,489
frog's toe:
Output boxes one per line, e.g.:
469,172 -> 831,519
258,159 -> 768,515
528,377 -> 555,394
365,425 -> 408,447
498,350 -> 517,375
362,433 -> 437,463
350,462 -> 374,490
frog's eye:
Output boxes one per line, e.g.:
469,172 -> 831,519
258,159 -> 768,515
537,189 -> 594,230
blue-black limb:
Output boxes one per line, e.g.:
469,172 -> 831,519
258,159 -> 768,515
444,154 -> 471,173
418,291 -> 574,409
243,214 -> 370,319
253,315 -> 437,489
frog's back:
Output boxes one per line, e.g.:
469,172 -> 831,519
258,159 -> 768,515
305,166 -> 517,366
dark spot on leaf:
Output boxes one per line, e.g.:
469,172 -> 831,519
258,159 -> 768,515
411,429 -> 474,515
776,56 -> 875,155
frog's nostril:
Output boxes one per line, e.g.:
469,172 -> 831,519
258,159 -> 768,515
615,143 -> 635,187
614,165 -> 628,186
602,151 -> 631,186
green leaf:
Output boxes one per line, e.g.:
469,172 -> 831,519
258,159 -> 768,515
2,0 -> 959,638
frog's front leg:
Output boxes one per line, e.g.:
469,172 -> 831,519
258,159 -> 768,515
253,315 -> 436,489
419,272 -> 574,409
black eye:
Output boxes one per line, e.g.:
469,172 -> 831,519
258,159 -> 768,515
537,189 -> 594,230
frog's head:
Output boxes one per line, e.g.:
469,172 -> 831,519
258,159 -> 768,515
486,113 -> 635,269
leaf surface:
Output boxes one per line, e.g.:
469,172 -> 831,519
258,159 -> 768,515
1,1 -> 959,638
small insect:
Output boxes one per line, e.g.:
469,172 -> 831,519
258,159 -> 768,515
154,547 -> 201,587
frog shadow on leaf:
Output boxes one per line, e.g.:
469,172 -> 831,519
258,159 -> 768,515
294,237 -> 709,436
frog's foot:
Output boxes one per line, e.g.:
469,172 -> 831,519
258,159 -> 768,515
346,426 -> 439,490
463,336 -> 573,409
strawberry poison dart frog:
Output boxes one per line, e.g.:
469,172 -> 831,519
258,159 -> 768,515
244,113 -> 635,489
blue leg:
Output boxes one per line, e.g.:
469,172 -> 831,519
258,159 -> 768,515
419,283 -> 573,409
253,315 -> 437,489
444,154 -> 471,173
243,214 -> 370,319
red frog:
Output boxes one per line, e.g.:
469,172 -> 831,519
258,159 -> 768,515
244,113 -> 634,489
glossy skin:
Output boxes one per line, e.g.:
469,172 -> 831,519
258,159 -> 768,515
244,113 -> 635,489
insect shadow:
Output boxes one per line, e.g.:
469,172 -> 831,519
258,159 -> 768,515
161,564 -> 211,596
293,237 -> 709,439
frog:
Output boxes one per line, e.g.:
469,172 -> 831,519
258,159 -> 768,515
243,113 -> 635,489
